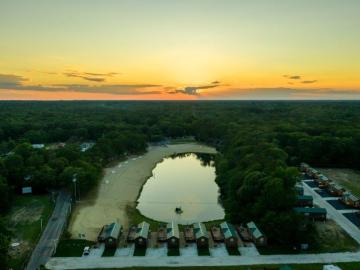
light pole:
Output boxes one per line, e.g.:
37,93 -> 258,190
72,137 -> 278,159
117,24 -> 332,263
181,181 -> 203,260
73,174 -> 77,202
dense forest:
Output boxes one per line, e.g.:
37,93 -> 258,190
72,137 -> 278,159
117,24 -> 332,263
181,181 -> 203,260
1,100 -> 360,266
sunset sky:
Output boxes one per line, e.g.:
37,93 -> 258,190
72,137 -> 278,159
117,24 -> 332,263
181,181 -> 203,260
0,0 -> 359,100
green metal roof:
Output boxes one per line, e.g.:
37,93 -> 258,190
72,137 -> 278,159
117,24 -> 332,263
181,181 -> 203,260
246,221 -> 264,239
102,222 -> 122,239
193,222 -> 208,239
220,221 -> 237,239
166,221 -> 179,239
294,207 -> 327,214
136,221 -> 150,239
296,195 -> 313,201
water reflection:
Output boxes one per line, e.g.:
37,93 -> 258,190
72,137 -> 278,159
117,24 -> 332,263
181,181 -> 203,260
136,153 -> 225,224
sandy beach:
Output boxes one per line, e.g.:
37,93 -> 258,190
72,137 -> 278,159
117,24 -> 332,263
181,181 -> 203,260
68,143 -> 217,240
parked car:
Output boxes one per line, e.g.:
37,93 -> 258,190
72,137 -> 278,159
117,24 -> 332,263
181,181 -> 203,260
83,246 -> 90,256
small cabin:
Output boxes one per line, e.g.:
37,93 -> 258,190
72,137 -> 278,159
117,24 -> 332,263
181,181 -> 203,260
308,168 -> 319,178
246,221 -> 267,246
295,195 -> 313,207
220,222 -> 238,249
341,192 -> 360,208
317,174 -> 330,188
184,225 -> 195,242
166,221 -> 180,249
98,222 -> 122,249
193,222 -> 209,249
294,207 -> 327,221
134,221 -> 150,249
300,163 -> 310,172
295,184 -> 304,195
210,225 -> 224,242
328,183 -> 346,196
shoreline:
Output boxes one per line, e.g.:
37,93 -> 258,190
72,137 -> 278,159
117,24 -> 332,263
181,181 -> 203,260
68,143 -> 217,240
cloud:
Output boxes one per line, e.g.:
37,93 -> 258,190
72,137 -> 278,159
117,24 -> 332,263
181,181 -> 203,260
0,73 -> 161,95
302,80 -> 317,84
0,74 -> 28,86
283,75 -> 301,80
204,87 -> 360,100
84,72 -> 118,77
63,70 -> 119,82
171,82 -> 222,95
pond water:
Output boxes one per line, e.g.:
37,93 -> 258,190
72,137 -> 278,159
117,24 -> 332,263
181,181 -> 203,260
136,153 -> 225,224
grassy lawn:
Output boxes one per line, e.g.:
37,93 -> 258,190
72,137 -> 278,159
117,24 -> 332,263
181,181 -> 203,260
317,168 -> 360,196
133,247 -> 147,256
126,205 -> 165,230
226,247 -> 240,256
259,220 -> 359,255
5,194 -> 54,270
312,220 -> 359,253
167,248 -> 180,256
54,239 -> 95,257
197,248 -> 210,256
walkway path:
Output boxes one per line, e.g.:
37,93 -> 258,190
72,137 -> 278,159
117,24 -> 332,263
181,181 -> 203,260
46,251 -> 360,269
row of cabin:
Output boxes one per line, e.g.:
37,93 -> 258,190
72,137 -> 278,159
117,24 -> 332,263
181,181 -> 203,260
301,163 -> 360,209
300,163 -> 330,188
98,220 -> 267,250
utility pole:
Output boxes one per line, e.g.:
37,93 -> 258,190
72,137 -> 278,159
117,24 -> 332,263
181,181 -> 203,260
73,173 -> 78,202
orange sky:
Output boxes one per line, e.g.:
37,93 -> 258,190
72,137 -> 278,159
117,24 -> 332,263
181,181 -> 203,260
1,0 -> 359,100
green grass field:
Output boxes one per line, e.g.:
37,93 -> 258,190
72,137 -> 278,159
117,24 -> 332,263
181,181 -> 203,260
54,239 -> 95,257
5,195 -> 54,270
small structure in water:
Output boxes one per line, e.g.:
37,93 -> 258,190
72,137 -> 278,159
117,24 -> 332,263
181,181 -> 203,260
175,207 -> 183,214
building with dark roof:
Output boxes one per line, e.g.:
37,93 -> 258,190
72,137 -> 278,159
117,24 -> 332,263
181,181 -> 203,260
193,222 -> 209,249
220,222 -> 238,248
166,221 -> 180,249
294,207 -> 327,221
98,222 -> 122,248
134,221 -> 150,249
295,195 -> 313,207
247,221 -> 267,246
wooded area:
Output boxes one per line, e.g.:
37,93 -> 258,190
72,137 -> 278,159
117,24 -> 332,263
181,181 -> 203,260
1,100 -> 360,267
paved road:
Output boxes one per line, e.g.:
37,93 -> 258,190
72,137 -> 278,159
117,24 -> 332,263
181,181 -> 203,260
26,191 -> 71,270
46,251 -> 360,269
303,181 -> 360,244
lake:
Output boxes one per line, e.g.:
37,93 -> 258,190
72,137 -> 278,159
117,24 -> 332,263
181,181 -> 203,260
136,153 -> 225,224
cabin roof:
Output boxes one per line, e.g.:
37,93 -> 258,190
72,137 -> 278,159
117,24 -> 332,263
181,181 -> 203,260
136,221 -> 150,239
294,207 -> 327,214
102,222 -> 122,239
166,221 -> 179,239
296,195 -> 313,201
193,222 -> 208,239
247,221 -> 264,239
220,221 -> 237,239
